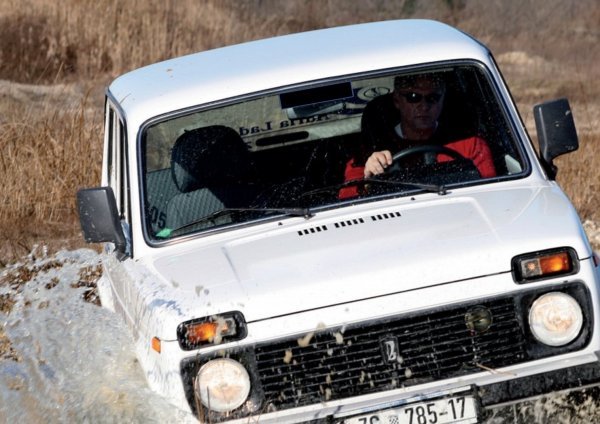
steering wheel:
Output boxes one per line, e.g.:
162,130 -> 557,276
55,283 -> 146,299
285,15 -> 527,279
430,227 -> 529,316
385,144 -> 468,174
385,144 -> 471,175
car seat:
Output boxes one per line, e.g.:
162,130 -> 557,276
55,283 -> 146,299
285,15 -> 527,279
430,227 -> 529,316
166,125 -> 257,231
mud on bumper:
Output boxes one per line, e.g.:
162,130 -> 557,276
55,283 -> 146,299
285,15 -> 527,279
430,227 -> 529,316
481,360 -> 600,422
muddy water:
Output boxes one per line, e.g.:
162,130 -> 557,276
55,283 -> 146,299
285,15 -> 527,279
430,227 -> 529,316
0,248 -> 598,423
485,387 -> 600,423
0,248 -> 193,423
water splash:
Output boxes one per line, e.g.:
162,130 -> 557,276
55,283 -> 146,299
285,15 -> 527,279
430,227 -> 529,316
0,248 -> 194,423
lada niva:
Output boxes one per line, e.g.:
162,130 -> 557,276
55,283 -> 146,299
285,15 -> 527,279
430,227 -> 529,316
77,19 -> 600,423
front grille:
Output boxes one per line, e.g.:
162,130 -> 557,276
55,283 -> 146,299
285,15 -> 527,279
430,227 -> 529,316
254,297 -> 528,410
180,283 -> 591,422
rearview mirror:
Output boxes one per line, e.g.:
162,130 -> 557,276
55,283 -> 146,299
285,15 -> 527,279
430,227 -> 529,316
77,186 -> 128,258
533,98 -> 578,179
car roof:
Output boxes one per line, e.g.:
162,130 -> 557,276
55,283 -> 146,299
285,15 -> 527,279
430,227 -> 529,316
108,19 -> 490,129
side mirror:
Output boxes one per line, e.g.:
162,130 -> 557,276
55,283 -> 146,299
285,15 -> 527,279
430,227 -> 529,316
533,98 -> 578,179
77,187 -> 128,258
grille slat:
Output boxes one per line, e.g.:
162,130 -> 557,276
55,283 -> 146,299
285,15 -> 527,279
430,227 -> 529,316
254,298 -> 529,410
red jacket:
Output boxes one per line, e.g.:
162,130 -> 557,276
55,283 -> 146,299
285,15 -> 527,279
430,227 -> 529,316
339,136 -> 496,199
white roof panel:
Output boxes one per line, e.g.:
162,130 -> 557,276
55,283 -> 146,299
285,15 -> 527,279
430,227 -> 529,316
108,19 -> 490,128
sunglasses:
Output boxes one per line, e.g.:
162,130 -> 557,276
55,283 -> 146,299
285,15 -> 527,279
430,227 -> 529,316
398,91 -> 443,105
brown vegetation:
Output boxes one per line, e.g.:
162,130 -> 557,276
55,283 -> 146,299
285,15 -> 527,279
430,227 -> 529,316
0,0 -> 598,262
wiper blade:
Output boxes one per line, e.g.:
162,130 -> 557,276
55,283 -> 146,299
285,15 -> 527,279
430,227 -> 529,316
299,176 -> 447,200
248,207 -> 314,218
363,177 -> 448,195
157,207 -> 314,238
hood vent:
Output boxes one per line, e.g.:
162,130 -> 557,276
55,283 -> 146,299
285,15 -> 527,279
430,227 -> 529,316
334,217 -> 365,228
298,225 -> 328,236
371,211 -> 402,221
297,211 -> 402,237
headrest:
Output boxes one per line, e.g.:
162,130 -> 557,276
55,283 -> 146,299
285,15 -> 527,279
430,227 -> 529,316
360,93 -> 400,149
171,125 -> 251,193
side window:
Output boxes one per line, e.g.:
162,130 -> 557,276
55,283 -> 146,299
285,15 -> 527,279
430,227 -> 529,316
105,103 -> 131,246
105,106 -> 128,218
104,103 -> 114,187
117,119 -> 129,220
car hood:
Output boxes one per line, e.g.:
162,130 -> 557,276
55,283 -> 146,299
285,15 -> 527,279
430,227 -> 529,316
152,185 -> 591,322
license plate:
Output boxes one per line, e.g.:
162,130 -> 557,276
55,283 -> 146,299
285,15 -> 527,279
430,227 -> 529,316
343,395 -> 478,424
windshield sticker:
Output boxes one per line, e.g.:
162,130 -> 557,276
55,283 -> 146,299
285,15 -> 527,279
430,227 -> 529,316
238,85 -> 391,138
239,113 -> 332,137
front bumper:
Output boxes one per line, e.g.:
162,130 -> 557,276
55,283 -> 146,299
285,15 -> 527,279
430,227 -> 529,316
480,358 -> 600,407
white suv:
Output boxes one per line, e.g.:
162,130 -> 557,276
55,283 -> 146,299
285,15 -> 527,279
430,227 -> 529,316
77,19 -> 600,423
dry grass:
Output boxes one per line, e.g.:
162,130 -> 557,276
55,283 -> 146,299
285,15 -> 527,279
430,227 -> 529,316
0,0 -> 598,262
0,86 -> 101,222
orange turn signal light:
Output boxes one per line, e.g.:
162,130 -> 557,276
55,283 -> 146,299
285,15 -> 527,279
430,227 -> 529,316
151,336 -> 161,353
177,313 -> 246,350
539,252 -> 570,274
513,248 -> 577,283
187,322 -> 221,344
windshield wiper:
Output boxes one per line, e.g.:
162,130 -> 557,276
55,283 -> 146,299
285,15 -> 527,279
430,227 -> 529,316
363,177 -> 448,195
299,177 -> 447,200
156,207 -> 314,238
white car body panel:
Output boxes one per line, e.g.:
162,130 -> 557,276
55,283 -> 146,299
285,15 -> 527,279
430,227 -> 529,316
82,18 -> 600,423
147,183 -> 588,326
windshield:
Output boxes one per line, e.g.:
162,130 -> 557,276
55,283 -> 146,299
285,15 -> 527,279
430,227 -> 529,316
142,63 -> 525,241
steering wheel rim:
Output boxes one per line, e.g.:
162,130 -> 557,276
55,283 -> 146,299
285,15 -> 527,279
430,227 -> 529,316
391,144 -> 466,164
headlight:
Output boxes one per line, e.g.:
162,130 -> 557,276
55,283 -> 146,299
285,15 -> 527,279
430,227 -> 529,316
195,358 -> 251,412
529,292 -> 583,346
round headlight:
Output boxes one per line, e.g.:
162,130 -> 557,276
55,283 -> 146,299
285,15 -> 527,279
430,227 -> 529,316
195,358 -> 251,412
529,292 -> 583,346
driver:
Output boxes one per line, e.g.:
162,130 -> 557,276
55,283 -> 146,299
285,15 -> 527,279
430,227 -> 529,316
340,74 -> 496,198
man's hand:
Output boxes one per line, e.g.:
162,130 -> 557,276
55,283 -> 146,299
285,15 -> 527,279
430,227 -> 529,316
364,150 -> 393,177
